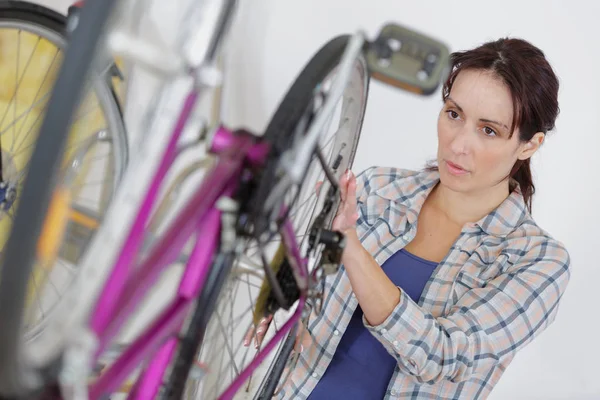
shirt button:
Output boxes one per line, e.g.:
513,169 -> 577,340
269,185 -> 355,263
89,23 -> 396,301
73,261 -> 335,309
390,389 -> 398,396
312,372 -> 319,378
333,329 -> 339,336
392,340 -> 400,348
402,235 -> 408,240
380,328 -> 387,334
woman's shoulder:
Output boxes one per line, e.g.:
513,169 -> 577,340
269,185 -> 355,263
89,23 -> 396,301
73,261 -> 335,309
506,215 -> 571,271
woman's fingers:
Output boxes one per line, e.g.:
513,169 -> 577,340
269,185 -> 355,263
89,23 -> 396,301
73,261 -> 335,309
346,172 -> 357,208
293,333 -> 304,353
243,325 -> 254,347
339,170 -> 350,202
293,321 -> 307,353
243,314 -> 273,349
255,315 -> 273,347
318,170 -> 359,232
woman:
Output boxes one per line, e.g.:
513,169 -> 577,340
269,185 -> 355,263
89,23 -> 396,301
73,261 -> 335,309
256,37 -> 571,399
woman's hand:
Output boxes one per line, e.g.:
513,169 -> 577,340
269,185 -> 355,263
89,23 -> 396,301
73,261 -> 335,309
243,315 -> 273,349
242,170 -> 359,350
243,315 -> 311,352
332,170 -> 359,233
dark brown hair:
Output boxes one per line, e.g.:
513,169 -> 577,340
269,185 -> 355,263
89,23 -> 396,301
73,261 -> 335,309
439,37 -> 560,213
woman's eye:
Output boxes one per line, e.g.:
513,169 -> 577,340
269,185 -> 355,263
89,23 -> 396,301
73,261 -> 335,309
483,126 -> 497,137
447,110 -> 459,120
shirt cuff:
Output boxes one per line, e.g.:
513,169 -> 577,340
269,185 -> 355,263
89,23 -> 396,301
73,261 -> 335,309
362,286 -> 426,355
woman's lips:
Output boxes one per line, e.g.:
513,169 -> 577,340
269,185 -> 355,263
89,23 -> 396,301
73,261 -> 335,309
445,160 -> 469,176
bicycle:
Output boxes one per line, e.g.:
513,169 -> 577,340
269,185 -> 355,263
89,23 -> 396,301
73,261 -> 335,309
0,0 -> 450,398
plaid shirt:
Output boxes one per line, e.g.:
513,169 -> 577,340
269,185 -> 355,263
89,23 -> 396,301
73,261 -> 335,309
280,167 -> 571,399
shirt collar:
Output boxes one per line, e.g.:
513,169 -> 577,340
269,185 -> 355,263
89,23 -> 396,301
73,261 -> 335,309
372,168 -> 529,238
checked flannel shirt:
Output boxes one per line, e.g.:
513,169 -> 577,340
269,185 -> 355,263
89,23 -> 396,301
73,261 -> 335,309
279,166 -> 571,399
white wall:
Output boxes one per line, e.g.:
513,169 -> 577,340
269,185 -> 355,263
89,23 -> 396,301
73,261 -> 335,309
35,0 -> 600,398
221,1 -> 600,399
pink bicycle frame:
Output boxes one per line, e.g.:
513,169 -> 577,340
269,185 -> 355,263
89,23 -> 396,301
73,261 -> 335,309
85,90 -> 308,400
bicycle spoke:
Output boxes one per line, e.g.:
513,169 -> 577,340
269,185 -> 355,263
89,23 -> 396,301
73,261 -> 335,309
12,30 -> 20,154
321,119 -> 341,154
239,273 -> 266,379
11,104 -> 46,159
237,321 -> 256,378
233,275 -> 262,290
0,35 -> 41,131
0,91 -> 50,138
11,47 -> 60,154
241,274 -> 258,353
45,270 -> 62,297
13,102 -> 102,159
13,58 -> 114,154
12,77 -> 103,160
58,260 -> 77,276
70,195 -> 101,205
200,252 -> 267,397
288,192 -> 317,220
70,177 -> 113,191
235,253 -> 264,271
297,191 -> 320,232
229,304 -> 255,328
245,233 -> 308,255
214,309 -> 239,394
228,284 -> 236,384
14,150 -> 112,187
29,269 -> 46,320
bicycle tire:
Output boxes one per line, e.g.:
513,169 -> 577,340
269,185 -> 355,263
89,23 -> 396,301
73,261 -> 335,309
162,34 -> 370,400
254,35 -> 370,400
253,323 -> 297,400
0,1 -> 64,31
0,0 -> 121,396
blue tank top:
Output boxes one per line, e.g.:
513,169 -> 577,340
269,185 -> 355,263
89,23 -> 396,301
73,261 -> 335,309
307,248 -> 438,400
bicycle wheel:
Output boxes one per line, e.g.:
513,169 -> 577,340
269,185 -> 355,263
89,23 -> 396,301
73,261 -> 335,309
0,0 -> 125,396
0,0 -> 128,344
163,34 -> 369,400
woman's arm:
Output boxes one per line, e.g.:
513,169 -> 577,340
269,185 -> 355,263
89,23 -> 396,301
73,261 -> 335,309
342,227 -> 571,383
334,168 -> 404,326
357,240 -> 569,383
338,169 -> 571,384
342,230 -> 402,326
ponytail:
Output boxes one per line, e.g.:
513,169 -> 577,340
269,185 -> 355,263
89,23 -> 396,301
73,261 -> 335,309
510,159 -> 535,213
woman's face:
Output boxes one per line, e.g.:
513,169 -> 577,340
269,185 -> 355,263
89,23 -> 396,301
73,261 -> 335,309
436,69 -> 541,195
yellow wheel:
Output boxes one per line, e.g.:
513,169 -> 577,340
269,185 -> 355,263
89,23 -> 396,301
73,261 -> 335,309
0,1 -> 128,343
